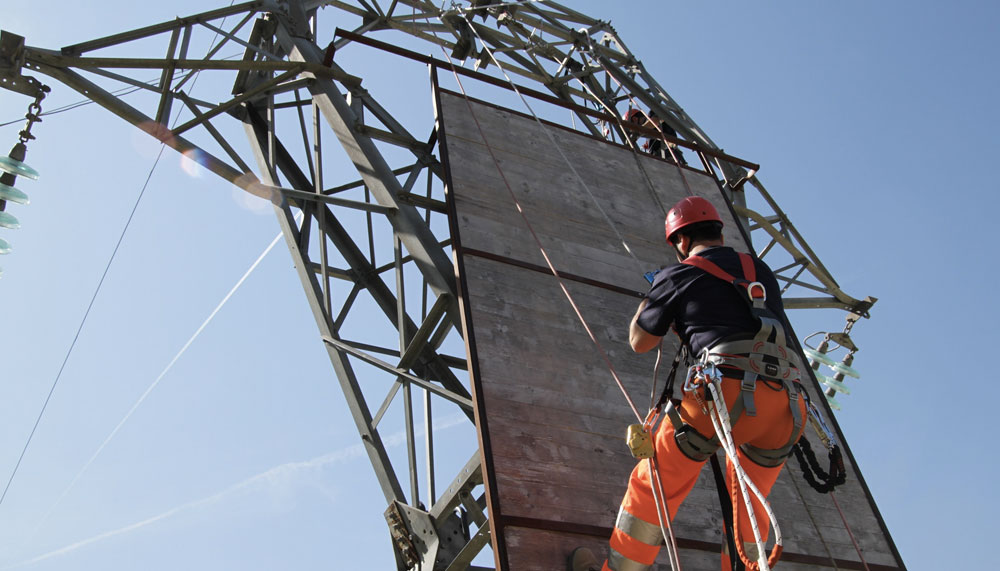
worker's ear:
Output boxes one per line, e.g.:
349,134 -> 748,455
676,234 -> 691,259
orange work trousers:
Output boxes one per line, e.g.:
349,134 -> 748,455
603,376 -> 806,571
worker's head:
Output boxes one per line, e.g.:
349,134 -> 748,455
664,196 -> 724,260
624,108 -> 647,126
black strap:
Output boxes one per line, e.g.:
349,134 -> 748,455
709,453 -> 745,571
654,345 -> 687,412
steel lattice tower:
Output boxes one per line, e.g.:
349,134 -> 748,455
0,2 -> 886,569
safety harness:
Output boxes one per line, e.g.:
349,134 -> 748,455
662,252 -> 805,467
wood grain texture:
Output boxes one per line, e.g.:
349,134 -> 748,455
440,91 -> 900,570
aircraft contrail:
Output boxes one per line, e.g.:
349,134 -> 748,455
5,413 -> 467,569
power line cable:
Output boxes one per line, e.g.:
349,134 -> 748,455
0,13 -> 240,509
0,143 -> 166,507
0,86 -> 144,128
26,216 -> 300,538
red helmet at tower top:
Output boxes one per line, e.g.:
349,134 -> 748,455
623,108 -> 646,125
664,196 -> 723,243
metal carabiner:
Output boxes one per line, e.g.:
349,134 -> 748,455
683,362 -> 722,393
806,400 -> 837,450
642,407 -> 660,433
683,364 -> 703,393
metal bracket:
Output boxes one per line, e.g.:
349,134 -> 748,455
385,501 -> 444,570
384,452 -> 489,570
0,31 -> 48,98
386,501 -> 423,568
385,499 -> 487,571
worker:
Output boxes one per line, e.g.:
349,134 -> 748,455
569,196 -> 806,571
623,108 -> 687,165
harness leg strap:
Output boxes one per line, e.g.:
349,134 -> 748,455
739,382 -> 805,468
740,372 -> 757,417
664,400 -> 720,462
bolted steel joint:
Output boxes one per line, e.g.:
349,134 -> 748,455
0,31 -> 50,100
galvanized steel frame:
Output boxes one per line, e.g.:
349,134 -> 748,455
0,1 -> 875,568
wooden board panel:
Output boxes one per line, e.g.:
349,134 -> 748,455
437,89 -> 902,570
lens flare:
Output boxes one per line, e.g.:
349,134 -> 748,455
132,121 -> 175,159
231,184 -> 271,214
180,149 -> 206,178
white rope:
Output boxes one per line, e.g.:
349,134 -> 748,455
703,376 -> 781,571
643,342 -> 682,570
647,457 -> 682,571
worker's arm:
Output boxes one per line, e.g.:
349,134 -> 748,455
629,298 -> 663,353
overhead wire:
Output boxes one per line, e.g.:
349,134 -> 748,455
0,52 -> 245,129
0,85 -> 145,128
0,7 -> 242,511
0,144 -> 166,508
26,214 -> 302,540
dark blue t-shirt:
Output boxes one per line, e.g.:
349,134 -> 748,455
636,246 -> 792,356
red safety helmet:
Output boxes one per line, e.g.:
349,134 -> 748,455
664,196 -> 723,242
624,108 -> 646,125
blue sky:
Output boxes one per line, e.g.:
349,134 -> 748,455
0,1 -> 997,569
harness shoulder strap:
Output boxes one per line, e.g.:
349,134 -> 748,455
681,252 -> 756,281
681,254 -> 738,283
682,252 -> 766,307
682,252 -> 777,418
739,252 -> 757,283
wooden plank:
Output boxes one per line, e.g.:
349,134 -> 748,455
439,90 -> 901,570
443,91 -> 747,292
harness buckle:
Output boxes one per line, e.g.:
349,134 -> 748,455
746,281 -> 766,301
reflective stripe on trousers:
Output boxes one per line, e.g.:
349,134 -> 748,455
605,375 -> 806,569
604,506 -> 662,571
